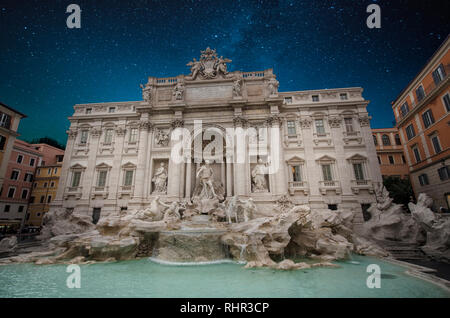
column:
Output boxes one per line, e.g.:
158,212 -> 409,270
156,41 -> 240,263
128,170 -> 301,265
134,114 -> 151,200
185,157 -> 192,199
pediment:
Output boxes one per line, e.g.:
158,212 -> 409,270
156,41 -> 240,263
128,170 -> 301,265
346,154 -> 367,162
315,155 -> 335,162
121,161 -> 136,168
95,162 -> 112,169
286,155 -> 305,163
70,163 -> 86,170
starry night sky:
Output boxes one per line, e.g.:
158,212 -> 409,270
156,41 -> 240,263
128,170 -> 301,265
0,0 -> 449,145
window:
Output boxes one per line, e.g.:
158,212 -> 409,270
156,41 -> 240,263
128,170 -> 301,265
431,135 -> 442,154
444,93 -> 450,112
47,168 -> 51,175
4,205 -> 10,213
30,196 -> 35,203
43,182 -> 48,188
284,97 -> 292,104
395,134 -> 401,145
373,135 -> 378,146
292,166 -> 302,182
17,154 -> 23,164
124,170 -> 134,186
71,171 -> 81,187
340,93 -> 348,100
432,63 -> 446,85
86,108 -> 92,114
377,156 -> 381,164
80,130 -> 88,144
287,120 -> 296,135
129,128 -> 138,143
36,169 -> 40,175
33,182 -> 37,189
18,206 -> 24,213
50,181 -> 55,188
388,155 -> 395,164
322,164 -> 333,181
344,118 -> 354,133
40,196 -> 45,203
438,166 -> 449,181
54,167 -> 58,174
312,95 -> 319,102
7,187 -> 15,198
0,112 -> 11,129
315,119 -> 325,135
418,174 -> 429,186
21,189 -> 28,199
353,163 -> 364,180
108,107 -> 116,113
406,124 -> 416,140
400,102 -> 409,117
0,135 -> 6,150
104,129 -> 113,144
47,195 -> 52,203
416,85 -> 425,102
382,134 -> 391,146
97,170 -> 107,187
422,109 -> 435,128
402,155 -> 406,164
10,170 -> 19,180
412,146 -> 421,163
328,204 -> 338,211
29,158 -> 35,166
92,208 -> 101,224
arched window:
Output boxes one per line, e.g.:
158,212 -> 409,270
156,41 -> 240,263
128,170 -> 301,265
382,134 -> 391,146
373,135 -> 378,146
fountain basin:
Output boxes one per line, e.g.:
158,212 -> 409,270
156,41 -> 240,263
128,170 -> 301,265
0,255 -> 448,297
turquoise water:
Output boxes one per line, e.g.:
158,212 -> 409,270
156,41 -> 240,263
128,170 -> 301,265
0,255 -> 448,297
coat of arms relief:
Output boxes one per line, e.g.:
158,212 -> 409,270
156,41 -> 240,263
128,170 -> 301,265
186,47 -> 233,80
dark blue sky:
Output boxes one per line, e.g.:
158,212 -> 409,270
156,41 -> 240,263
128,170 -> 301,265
0,0 -> 448,145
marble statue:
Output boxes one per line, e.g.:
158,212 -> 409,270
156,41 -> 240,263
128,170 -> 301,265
140,83 -> 152,103
163,202 -> 182,222
268,78 -> 279,96
186,48 -> 232,80
251,159 -> 268,192
173,82 -> 184,101
152,162 -> 168,193
141,196 -> 167,221
241,198 -> 256,222
155,129 -> 169,147
186,58 -> 201,80
196,160 -> 217,200
232,78 -> 242,98
409,193 -> 450,262
225,196 -> 239,224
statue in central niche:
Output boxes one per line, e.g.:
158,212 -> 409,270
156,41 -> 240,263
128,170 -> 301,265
191,160 -> 225,215
196,160 -> 217,199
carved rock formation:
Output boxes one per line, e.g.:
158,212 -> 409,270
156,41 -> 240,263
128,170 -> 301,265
409,193 -> 450,263
360,185 -> 424,243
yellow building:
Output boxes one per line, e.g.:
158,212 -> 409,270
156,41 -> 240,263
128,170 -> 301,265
27,163 -> 62,227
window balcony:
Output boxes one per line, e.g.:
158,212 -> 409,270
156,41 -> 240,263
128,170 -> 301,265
64,186 -> 82,200
91,186 -> 109,199
319,180 -> 341,195
118,185 -> 134,198
350,180 -> 374,194
288,181 -> 309,195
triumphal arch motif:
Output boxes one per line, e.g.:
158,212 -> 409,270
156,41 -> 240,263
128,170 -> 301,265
54,48 -> 382,231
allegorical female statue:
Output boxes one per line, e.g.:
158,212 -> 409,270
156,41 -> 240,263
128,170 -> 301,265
152,162 -> 168,193
251,159 -> 268,192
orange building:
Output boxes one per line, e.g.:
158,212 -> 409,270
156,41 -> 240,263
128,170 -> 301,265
392,35 -> 450,210
372,128 -> 409,179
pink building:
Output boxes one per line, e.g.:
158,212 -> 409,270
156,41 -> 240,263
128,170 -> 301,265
0,139 -> 42,228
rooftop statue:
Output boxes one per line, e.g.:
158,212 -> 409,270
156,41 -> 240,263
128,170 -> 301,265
186,47 -> 232,80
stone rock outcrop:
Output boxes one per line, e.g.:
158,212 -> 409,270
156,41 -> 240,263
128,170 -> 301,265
409,193 -> 450,263
361,185 -> 424,243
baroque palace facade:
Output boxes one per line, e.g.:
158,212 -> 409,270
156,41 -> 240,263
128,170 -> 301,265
52,48 -> 382,229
